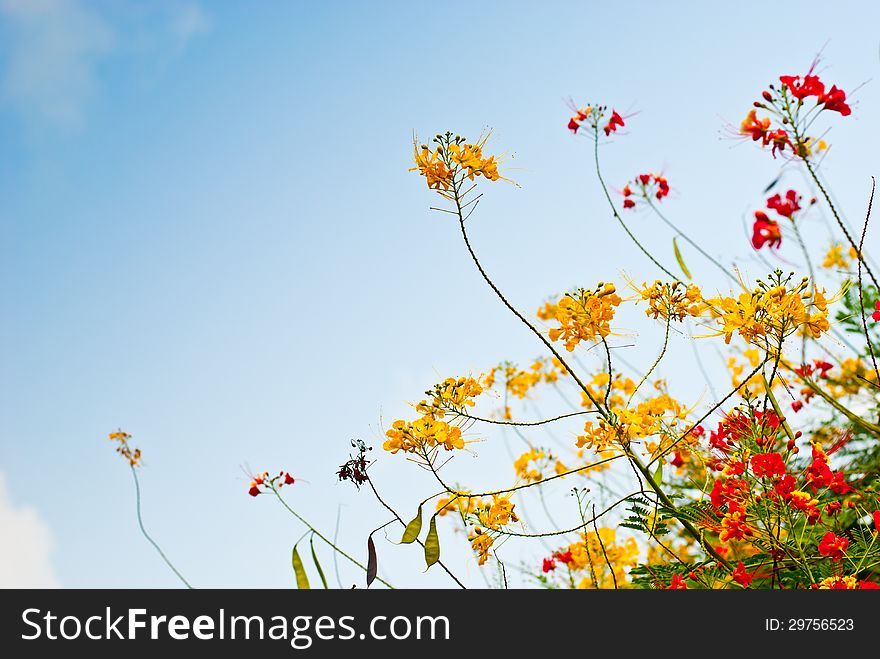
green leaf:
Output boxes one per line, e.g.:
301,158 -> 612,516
673,237 -> 691,280
292,544 -> 310,590
400,505 -> 423,544
424,516 -> 440,568
652,461 -> 663,486
310,536 -> 328,589
366,535 -> 378,587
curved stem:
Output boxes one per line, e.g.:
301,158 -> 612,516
627,312 -> 671,407
450,409 -> 595,427
439,454 -> 625,500
856,178 -> 880,386
130,465 -> 193,589
270,486 -> 395,589
647,357 -> 771,467
365,476 -> 466,589
625,448 -> 732,569
593,130 -> 679,281
788,214 -> 816,364
801,152 -> 879,290
452,184 -> 610,420
646,199 -> 737,283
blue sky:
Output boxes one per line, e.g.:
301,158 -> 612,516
1,0 -> 879,588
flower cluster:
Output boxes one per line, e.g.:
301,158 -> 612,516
546,283 -> 622,351
384,376 -> 484,454
410,132 -> 506,191
467,496 -> 520,565
705,272 -> 834,345
567,104 -> 625,136
741,67 -> 849,159
621,173 -> 670,209
637,280 -> 703,322
751,189 -> 814,251
542,528 -> 639,588
513,447 -> 550,483
248,470 -> 295,497
108,430 -> 142,467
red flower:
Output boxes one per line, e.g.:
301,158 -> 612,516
604,110 -> 625,136
752,211 -> 782,250
828,471 -> 854,495
719,503 -> 754,543
813,360 -> 833,378
670,451 -> 685,468
654,175 -> 670,199
774,474 -> 797,501
819,85 -> 851,116
859,580 -> 880,589
825,501 -> 842,515
766,129 -> 791,157
248,485 -> 261,497
750,452 -> 786,480
623,198 -> 636,209
284,472 -> 296,485
874,510 -> 880,533
872,300 -> 880,322
553,549 -> 573,565
766,189 -> 802,218
568,107 -> 590,134
741,109 -> 770,142
638,173 -> 651,185
818,532 -> 848,561
779,74 -> 825,100
667,573 -> 688,589
542,557 -> 557,573
791,400 -> 803,413
732,561 -> 754,587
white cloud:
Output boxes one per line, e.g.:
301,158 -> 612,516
0,472 -> 60,588
0,0 -> 114,127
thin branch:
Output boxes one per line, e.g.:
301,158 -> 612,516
856,177 -> 879,386
130,465 -> 193,589
365,475 -> 466,589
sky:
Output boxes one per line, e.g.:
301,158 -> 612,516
1,0 -> 880,589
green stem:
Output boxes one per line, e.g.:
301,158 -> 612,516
593,129 -> 678,281
796,139 -> 879,290
130,465 -> 193,589
626,449 -> 732,569
646,199 -> 737,283
270,486 -> 395,589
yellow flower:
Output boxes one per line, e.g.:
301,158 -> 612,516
802,137 -> 829,156
513,448 -> 546,482
547,283 -> 621,351
409,142 -> 452,190
478,495 -> 518,529
410,132 -> 510,192
436,494 -> 482,520
536,300 -> 558,321
816,575 -> 859,589
383,416 -> 464,453
704,275 -> 838,347
469,528 -> 494,566
822,243 -> 851,270
637,280 -> 704,321
561,529 -> 639,588
108,430 -> 142,466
